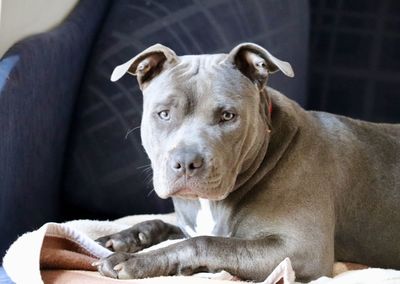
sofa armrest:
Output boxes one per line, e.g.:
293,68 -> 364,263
0,0 -> 110,259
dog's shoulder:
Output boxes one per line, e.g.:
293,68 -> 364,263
309,110 -> 400,142
268,88 -> 400,157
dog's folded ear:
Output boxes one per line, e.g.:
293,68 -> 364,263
225,43 -> 294,88
111,44 -> 179,89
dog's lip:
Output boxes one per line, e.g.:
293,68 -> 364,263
170,187 -> 197,198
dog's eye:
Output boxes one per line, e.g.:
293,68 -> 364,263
158,110 -> 170,121
221,111 -> 235,122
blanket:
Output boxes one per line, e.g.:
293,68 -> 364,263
3,214 -> 400,284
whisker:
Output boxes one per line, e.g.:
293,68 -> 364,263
137,164 -> 151,170
145,173 -> 153,185
147,188 -> 155,197
142,167 -> 153,174
125,126 -> 141,139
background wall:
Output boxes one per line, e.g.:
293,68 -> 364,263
0,0 -> 79,57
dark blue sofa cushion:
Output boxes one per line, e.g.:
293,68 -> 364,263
62,0 -> 310,220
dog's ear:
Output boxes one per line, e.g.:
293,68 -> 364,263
111,44 -> 179,89
226,43 -> 294,88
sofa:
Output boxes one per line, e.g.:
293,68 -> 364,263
1,0 -> 399,282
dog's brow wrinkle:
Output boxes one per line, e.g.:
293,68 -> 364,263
172,56 -> 201,79
185,93 -> 196,115
154,95 -> 179,109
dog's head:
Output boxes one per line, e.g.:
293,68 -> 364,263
111,43 -> 293,200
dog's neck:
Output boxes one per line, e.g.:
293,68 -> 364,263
225,88 -> 273,202
225,89 -> 301,205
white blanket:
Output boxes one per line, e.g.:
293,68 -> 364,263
3,214 -> 400,284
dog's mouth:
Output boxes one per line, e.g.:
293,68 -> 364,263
153,161 -> 234,200
164,175 -> 228,200
170,187 -> 199,199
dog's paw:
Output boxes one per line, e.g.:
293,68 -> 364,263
93,252 -> 131,279
93,252 -> 158,279
95,230 -> 146,253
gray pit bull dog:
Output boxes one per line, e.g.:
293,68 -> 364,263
94,43 -> 400,281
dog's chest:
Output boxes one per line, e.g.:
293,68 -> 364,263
183,199 -> 230,237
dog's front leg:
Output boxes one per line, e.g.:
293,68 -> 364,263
95,235 -> 299,281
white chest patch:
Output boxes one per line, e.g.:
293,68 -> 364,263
185,198 -> 216,237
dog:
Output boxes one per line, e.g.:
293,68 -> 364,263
94,43 -> 400,281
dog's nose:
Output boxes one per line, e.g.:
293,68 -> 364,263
170,150 -> 204,176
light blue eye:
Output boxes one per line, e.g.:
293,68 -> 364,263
221,111 -> 235,122
158,110 -> 170,120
